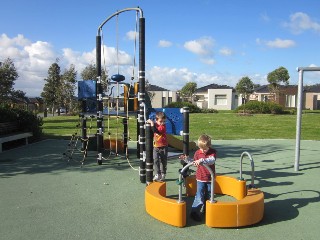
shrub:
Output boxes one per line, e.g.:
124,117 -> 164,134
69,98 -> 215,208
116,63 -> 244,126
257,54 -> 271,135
165,102 -> 202,113
200,108 -> 218,113
235,101 -> 284,114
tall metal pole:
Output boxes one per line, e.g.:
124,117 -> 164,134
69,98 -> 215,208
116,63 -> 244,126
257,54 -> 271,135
294,67 -> 320,171
96,35 -> 103,165
138,17 -> 146,183
145,123 -> 153,184
182,107 -> 190,156
294,69 -> 303,171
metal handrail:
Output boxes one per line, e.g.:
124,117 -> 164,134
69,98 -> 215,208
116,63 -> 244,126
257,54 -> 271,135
239,151 -> 255,188
177,162 -> 216,203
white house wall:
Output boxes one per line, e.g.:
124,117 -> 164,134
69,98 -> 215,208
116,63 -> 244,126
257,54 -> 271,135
208,89 -> 233,110
150,91 -> 178,108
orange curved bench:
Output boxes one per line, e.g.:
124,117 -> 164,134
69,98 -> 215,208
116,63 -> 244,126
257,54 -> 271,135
145,182 -> 186,227
186,175 -> 264,228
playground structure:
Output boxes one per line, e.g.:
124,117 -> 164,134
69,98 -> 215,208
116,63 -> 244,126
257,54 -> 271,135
95,7 -> 146,175
66,6 -> 265,228
145,152 -> 264,228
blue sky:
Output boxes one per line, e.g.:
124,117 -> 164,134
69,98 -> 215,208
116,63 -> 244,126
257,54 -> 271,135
1,0 -> 320,97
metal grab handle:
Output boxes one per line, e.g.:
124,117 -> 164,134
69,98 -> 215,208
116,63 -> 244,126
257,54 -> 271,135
239,151 -> 255,188
178,162 -> 216,203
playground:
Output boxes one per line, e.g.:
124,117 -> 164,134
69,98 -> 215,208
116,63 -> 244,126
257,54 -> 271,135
1,6 -> 319,239
0,138 -> 319,240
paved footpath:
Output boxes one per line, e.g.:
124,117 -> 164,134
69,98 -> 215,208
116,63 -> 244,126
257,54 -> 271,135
0,139 -> 319,240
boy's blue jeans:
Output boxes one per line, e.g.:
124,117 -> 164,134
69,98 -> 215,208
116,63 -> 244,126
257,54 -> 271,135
191,181 -> 211,213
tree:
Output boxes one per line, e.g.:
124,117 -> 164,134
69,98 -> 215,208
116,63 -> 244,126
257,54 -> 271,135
41,61 -> 62,115
235,76 -> 254,104
81,63 -> 108,91
267,66 -> 290,101
0,58 -> 21,104
180,82 -> 197,102
61,64 -> 77,113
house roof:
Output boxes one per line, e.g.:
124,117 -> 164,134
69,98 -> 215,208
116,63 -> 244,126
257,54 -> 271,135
148,84 -> 169,91
304,84 -> 320,93
254,84 -> 298,93
195,83 -> 233,93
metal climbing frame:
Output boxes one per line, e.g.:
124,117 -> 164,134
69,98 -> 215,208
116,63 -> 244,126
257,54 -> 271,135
96,7 -> 145,169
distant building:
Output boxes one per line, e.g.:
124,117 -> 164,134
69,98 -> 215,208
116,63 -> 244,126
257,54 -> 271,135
193,84 -> 239,110
304,84 -> 320,110
147,84 -> 178,108
250,85 -> 298,108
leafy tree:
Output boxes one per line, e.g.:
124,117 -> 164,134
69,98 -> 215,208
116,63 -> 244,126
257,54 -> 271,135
267,66 -> 290,101
61,64 -> 77,113
41,61 -> 62,115
0,58 -> 22,104
235,76 -> 254,103
180,82 -> 197,102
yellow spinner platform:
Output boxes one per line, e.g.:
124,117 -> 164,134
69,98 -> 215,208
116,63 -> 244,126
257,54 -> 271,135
145,151 -> 264,228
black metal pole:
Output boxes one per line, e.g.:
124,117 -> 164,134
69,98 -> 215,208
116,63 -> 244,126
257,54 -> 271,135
123,117 -> 128,157
183,107 -> 190,156
96,35 -> 103,165
138,17 -> 146,183
145,123 -> 153,184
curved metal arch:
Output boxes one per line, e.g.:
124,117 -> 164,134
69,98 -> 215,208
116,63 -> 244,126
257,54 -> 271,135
97,7 -> 143,35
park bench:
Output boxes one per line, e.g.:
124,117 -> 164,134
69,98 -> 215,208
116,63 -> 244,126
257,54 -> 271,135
0,121 -> 33,153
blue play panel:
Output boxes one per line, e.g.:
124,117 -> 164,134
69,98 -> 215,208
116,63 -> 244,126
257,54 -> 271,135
148,108 -> 183,135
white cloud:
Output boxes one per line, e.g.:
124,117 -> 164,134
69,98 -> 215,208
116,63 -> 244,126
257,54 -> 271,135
256,38 -> 296,48
183,36 -> 216,65
219,47 -> 233,56
126,30 -> 138,41
184,36 -> 214,56
200,58 -> 215,65
146,66 -> 245,91
266,38 -> 296,48
260,12 -> 270,22
0,34 -> 134,96
158,40 -> 172,48
283,12 -> 320,34
0,34 -> 57,96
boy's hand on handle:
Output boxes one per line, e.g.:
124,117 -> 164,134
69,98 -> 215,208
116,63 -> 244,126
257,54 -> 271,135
193,159 -> 202,167
146,119 -> 154,126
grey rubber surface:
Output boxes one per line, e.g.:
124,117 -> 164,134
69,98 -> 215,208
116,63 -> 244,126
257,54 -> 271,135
1,139 -> 319,240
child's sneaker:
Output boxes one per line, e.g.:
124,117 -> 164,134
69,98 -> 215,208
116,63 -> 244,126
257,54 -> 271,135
160,174 -> 166,181
190,211 -> 201,222
153,174 -> 160,181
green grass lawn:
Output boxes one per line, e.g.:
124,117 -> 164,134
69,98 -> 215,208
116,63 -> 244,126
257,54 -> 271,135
42,112 -> 320,141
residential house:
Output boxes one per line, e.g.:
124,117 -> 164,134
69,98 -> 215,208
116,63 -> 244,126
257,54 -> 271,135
148,84 -> 178,108
304,84 -> 320,110
250,85 -> 298,108
193,84 -> 239,110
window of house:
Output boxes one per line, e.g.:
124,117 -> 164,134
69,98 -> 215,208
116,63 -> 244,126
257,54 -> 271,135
214,95 -> 227,105
162,97 -> 166,107
168,97 -> 172,104
262,95 -> 268,102
286,95 -> 296,107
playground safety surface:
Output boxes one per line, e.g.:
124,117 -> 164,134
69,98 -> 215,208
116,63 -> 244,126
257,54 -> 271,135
1,139 -> 319,240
